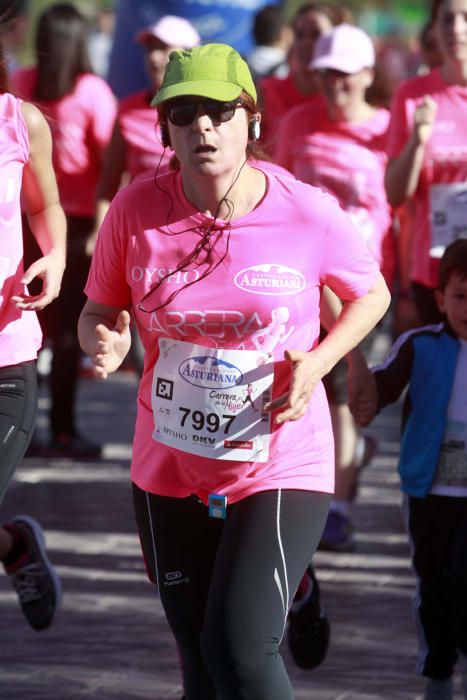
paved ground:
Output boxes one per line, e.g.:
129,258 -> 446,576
0,365 -> 463,699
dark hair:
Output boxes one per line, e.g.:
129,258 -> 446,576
0,39 -> 10,93
292,2 -> 352,30
34,3 -> 93,102
0,0 -> 29,20
253,5 -> 286,46
438,239 -> 467,290
366,63 -> 394,109
420,19 -> 436,49
430,0 -> 445,21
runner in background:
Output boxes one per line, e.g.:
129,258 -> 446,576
246,4 -> 293,83
78,43 -> 390,700
93,16 -> 200,247
275,23 -> 394,553
13,3 -> 116,458
385,0 -> 467,326
0,35 -> 66,630
392,16 -> 442,339
257,1 -> 351,154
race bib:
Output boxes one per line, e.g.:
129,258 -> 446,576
429,182 -> 467,258
151,338 -> 274,462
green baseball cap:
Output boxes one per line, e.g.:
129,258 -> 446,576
151,43 -> 257,107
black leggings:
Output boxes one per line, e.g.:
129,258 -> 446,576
0,361 -> 37,504
133,485 -> 331,700
24,214 -> 93,437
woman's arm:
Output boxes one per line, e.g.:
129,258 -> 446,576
87,121 -> 127,256
384,95 -> 437,208
15,101 -> 67,310
267,273 -> 391,424
78,299 -> 131,380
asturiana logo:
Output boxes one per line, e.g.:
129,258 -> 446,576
179,356 -> 243,389
234,264 -> 306,295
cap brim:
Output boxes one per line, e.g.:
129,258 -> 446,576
311,56 -> 371,74
151,80 -> 243,106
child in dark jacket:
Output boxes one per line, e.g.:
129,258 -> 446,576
352,239 -> 467,700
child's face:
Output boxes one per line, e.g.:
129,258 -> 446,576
435,272 -> 467,339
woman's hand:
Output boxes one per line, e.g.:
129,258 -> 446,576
264,349 -> 327,424
11,249 -> 66,311
348,360 -> 378,427
91,310 -> 132,379
412,95 -> 437,147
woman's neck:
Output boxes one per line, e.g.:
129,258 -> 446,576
441,59 -> 467,86
327,100 -> 376,123
182,163 -> 267,221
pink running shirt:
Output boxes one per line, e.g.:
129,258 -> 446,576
275,99 -> 393,280
0,93 -> 42,366
85,167 -> 379,504
117,89 -> 170,180
386,68 -> 467,288
12,67 -> 116,216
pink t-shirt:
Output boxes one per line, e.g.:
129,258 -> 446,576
118,89 -> 170,180
85,167 -> 379,504
0,93 -> 42,367
258,74 -> 319,154
275,98 -> 393,279
387,68 -> 467,288
12,67 -> 116,216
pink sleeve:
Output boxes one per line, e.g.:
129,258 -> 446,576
319,201 -> 380,300
16,98 -> 29,164
85,197 -> 131,308
386,83 -> 411,159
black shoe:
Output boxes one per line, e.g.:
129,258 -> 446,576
3,515 -> 62,630
287,565 -> 330,670
46,433 -> 102,460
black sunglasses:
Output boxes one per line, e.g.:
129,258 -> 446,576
166,98 -> 245,127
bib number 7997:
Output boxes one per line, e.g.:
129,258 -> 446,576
179,406 -> 236,435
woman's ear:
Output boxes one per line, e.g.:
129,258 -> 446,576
363,68 -> 375,89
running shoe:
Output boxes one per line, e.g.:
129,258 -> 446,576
287,565 -> 330,670
318,510 -> 356,553
3,515 -> 62,630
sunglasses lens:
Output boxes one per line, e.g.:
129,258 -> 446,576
207,102 -> 236,123
167,100 -> 240,127
168,103 -> 198,126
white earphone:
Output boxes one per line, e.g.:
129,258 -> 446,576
251,118 -> 261,141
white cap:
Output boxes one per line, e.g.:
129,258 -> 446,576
310,24 -> 375,74
136,15 -> 201,50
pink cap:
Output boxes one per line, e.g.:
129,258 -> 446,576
136,15 -> 201,50
310,24 -> 375,74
